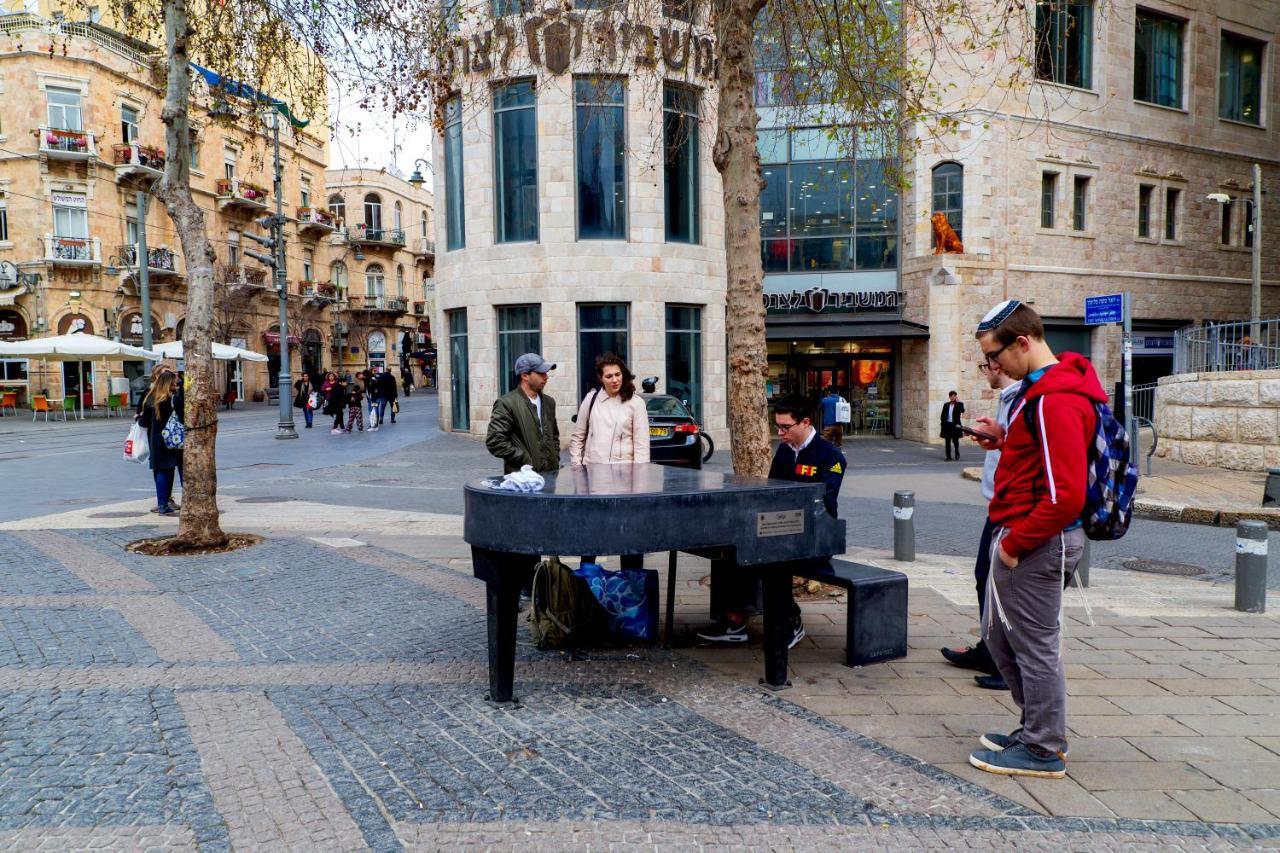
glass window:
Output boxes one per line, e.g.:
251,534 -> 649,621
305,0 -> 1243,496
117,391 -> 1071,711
760,167 -> 787,238
396,264 -> 405,296
330,261 -> 347,296
577,303 -> 628,399
448,309 -> 469,430
300,175 -> 312,208
1164,186 -> 1180,240
665,305 -> 702,420
365,264 -> 385,297
1220,32 -> 1264,125
1,360 -> 28,380
227,230 -> 241,265
497,304 -> 542,394
421,210 -> 429,238
1134,9 -> 1183,108
1245,200 -> 1256,248
494,79 -> 539,243
0,193 -> 7,242
120,104 -> 139,143
126,204 -> 139,246
53,201 -> 88,238
303,249 -> 314,281
756,129 -> 788,164
1137,184 -> 1153,237
328,193 -> 345,222
1035,0 -> 1093,89
189,137 -> 200,170
444,96 -> 465,250
492,0 -> 533,14
393,201 -> 403,231
930,162 -> 963,242
575,77 -> 627,240
790,128 -> 842,161
1220,198 -> 1234,245
856,158 -> 896,270
1072,175 -> 1090,231
223,148 -> 236,181
664,84 -> 700,244
1040,173 -> 1058,228
47,87 -> 82,131
790,161 -> 851,237
364,193 -> 383,230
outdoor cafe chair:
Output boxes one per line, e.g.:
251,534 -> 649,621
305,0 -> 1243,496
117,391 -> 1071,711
62,397 -> 77,419
0,392 -> 16,416
105,393 -> 123,417
31,396 -> 66,423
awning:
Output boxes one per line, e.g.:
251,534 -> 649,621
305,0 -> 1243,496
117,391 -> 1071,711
263,331 -> 302,346
765,317 -> 930,340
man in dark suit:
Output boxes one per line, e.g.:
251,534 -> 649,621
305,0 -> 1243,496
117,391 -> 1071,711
940,390 -> 965,460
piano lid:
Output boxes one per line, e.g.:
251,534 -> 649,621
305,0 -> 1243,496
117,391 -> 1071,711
465,463 -> 814,499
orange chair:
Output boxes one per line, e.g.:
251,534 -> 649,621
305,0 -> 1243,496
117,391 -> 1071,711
0,392 -> 16,416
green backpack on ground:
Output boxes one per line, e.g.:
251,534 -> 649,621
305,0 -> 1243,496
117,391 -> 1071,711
528,557 -> 605,650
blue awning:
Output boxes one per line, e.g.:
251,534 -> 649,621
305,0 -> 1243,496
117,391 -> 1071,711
190,62 -> 310,129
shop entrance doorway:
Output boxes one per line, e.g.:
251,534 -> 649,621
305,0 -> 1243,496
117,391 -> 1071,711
766,340 -> 895,436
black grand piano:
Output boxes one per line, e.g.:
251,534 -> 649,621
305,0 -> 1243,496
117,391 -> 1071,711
465,463 -> 846,703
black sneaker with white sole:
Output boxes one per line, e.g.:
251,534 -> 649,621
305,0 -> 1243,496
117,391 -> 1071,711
788,619 -> 806,649
695,621 -> 748,643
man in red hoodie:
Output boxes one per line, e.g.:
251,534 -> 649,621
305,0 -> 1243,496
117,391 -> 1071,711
965,300 -> 1104,779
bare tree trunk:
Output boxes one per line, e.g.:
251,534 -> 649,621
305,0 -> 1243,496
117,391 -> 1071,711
712,0 -> 771,477
156,0 -> 227,547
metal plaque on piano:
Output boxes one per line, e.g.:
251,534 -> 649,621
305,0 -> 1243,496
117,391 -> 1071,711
756,509 -> 805,537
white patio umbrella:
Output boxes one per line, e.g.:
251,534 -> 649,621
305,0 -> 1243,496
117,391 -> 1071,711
0,333 -> 159,420
148,340 -> 269,363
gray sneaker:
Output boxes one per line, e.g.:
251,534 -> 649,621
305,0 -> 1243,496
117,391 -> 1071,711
979,730 -> 1020,751
969,743 -> 1065,779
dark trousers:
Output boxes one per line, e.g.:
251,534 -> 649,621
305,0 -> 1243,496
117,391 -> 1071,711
715,559 -> 804,624
331,409 -> 343,429
303,408 -> 313,427
971,517 -> 998,669
945,435 -> 961,459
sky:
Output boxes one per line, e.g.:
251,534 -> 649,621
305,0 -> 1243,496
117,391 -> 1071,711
327,88 -> 434,183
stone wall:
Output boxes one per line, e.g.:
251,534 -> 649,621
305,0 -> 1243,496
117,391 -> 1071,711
1155,371 -> 1280,471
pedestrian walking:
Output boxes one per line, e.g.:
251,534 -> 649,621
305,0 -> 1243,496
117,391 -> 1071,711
485,353 -> 560,474
293,374 -> 315,429
325,375 -> 347,433
966,299 -> 1099,780
361,369 -> 381,431
697,394 -> 845,649
135,369 -> 183,516
940,390 -> 965,460
941,359 -> 1019,690
345,380 -> 366,432
570,353 -> 650,571
400,365 -> 414,397
378,369 -> 399,424
819,386 -> 846,446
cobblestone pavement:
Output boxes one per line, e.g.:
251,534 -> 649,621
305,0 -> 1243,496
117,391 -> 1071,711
1,526 -> 1278,850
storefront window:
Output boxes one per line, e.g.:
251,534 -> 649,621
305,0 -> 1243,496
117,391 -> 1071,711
663,84 -> 699,244
497,304 -> 541,394
444,96 -> 465,250
665,305 -> 702,420
494,79 -> 539,243
448,309 -> 469,430
575,77 -> 627,240
577,303 -> 628,399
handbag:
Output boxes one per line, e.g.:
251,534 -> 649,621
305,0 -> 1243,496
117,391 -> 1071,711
308,391 -> 320,410
123,421 -> 150,463
161,411 -> 185,450
393,400 -> 399,414
573,562 -> 659,642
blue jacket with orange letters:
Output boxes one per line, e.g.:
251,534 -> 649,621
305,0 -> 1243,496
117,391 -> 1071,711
768,429 -> 846,518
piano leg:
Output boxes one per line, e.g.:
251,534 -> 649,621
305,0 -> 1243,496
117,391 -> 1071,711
664,550 -> 678,648
761,566 -> 793,690
471,546 -> 535,704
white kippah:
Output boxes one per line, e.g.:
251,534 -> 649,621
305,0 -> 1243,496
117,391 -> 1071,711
977,300 -> 1021,332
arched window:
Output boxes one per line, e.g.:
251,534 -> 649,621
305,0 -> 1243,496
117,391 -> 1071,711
364,193 -> 382,230
327,193 -> 345,224
365,263 -> 385,297
329,261 -> 347,296
421,210 -> 429,238
396,264 -> 405,297
931,162 -> 963,243
393,200 -> 403,232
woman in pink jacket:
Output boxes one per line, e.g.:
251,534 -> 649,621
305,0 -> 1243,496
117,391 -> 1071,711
570,353 -> 650,571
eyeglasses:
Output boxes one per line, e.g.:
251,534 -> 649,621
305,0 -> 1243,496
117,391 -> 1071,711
978,363 -> 991,373
981,337 -> 1021,366
775,420 -> 800,434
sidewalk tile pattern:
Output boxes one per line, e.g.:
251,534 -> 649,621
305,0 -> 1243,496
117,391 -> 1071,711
0,607 -> 161,667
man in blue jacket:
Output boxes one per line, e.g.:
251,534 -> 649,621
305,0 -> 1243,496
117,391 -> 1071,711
697,394 -> 846,648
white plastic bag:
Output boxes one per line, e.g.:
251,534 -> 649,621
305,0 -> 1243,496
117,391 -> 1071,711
835,398 -> 852,424
368,407 -> 379,428
124,421 -> 150,464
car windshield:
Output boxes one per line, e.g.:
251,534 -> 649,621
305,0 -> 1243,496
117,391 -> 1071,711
645,395 -> 692,419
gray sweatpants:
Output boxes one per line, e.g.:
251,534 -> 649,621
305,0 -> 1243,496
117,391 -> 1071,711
983,526 -> 1085,756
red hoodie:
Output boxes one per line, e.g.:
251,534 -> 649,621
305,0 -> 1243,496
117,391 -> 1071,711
989,351 -> 1107,559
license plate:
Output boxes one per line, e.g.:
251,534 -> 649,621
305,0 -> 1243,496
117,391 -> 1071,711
650,426 -> 671,437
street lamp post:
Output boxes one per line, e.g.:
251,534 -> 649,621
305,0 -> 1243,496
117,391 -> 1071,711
1208,163 -> 1264,342
407,158 -> 433,188
136,190 -> 152,350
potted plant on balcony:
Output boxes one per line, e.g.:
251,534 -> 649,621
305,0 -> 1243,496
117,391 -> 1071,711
46,132 -> 59,146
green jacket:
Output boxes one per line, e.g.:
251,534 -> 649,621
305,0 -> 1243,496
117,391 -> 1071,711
485,389 -> 561,474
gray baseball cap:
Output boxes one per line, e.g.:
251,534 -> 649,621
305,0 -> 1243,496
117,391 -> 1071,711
513,352 -> 556,375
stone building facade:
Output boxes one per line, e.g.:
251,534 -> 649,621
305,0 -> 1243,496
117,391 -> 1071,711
323,168 -> 435,381
430,2 -> 727,442
900,0 -> 1280,444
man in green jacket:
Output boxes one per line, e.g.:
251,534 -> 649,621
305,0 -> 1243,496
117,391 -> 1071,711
485,352 -> 561,474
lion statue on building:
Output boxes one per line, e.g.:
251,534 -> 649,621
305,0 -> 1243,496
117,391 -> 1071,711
931,212 -> 964,254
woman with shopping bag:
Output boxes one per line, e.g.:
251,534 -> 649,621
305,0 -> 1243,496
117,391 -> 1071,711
293,374 -> 316,429
135,369 -> 184,516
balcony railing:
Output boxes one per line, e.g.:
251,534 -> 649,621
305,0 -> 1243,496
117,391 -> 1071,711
44,235 -> 102,265
413,237 -> 436,256
298,281 -> 338,301
1174,319 -> 1280,374
345,224 -> 406,247
117,244 -> 179,275
112,142 -> 166,180
215,178 -> 270,212
220,264 -> 269,287
412,301 -> 426,315
297,207 -> 339,232
39,126 -> 98,160
347,294 -> 408,313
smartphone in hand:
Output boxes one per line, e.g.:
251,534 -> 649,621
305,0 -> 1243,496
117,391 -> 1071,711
959,424 -> 997,442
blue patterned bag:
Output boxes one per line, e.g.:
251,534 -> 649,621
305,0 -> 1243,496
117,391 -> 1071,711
573,563 -> 659,642
161,411 -> 185,450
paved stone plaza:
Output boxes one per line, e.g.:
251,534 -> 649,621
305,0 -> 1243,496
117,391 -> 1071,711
1,395 -> 1279,849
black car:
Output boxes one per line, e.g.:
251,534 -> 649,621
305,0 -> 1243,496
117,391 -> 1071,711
643,393 -> 712,469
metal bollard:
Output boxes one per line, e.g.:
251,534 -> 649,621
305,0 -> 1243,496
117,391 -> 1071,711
893,491 -> 915,562
1235,521 -> 1268,613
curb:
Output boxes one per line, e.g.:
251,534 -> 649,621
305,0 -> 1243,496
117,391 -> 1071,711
959,467 -> 1280,530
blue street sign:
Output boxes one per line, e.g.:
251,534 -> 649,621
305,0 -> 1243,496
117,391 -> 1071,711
1085,294 -> 1124,325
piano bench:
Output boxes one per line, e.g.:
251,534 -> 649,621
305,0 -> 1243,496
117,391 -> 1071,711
794,559 -> 908,668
